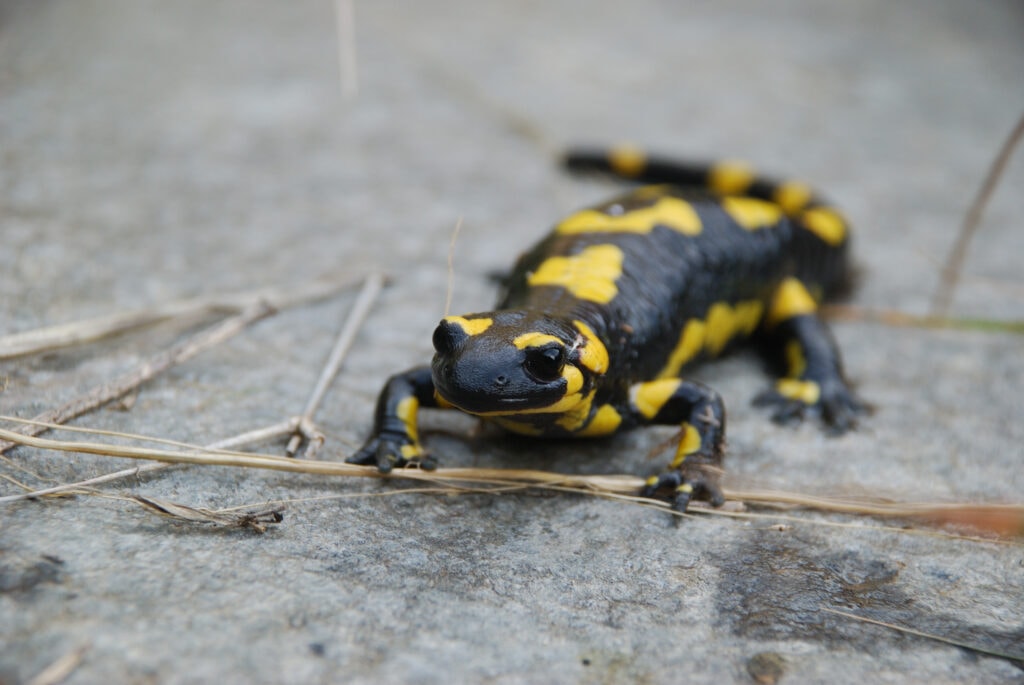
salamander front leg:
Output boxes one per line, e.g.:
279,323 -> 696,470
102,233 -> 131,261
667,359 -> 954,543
347,366 -> 441,472
628,378 -> 727,512
755,278 -> 868,434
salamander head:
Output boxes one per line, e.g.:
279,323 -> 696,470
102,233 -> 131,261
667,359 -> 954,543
431,311 -> 608,416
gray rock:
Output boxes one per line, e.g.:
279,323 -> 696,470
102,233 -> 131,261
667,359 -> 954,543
2,1 -> 1022,683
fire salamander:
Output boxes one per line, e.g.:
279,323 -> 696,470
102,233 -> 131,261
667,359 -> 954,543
350,147 -> 867,512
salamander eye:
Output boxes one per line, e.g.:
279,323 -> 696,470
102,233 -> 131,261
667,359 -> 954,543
523,346 -> 565,383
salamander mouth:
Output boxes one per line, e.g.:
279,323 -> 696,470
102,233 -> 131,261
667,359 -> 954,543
431,358 -> 566,415
433,375 -> 541,414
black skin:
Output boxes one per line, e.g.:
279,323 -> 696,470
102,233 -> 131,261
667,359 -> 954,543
753,313 -> 870,434
633,379 -> 728,512
349,149 -> 869,513
351,367 -> 439,473
348,360 -> 730,513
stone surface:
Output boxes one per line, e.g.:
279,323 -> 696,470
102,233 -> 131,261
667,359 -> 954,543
2,1 -> 1023,683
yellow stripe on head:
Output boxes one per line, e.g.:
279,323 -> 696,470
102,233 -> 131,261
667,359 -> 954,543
572,320 -> 609,375
555,391 -> 596,431
512,331 -> 562,350
443,315 -> 493,336
709,160 -> 755,196
608,146 -> 647,177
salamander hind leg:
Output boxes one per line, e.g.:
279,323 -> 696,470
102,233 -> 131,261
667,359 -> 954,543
754,278 -> 869,434
628,378 -> 727,512
347,367 -> 440,472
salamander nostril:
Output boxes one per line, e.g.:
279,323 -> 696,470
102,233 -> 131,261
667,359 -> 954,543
494,375 -> 509,387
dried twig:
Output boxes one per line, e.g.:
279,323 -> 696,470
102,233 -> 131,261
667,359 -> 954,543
731,488 -> 1024,535
823,303 -> 1024,334
26,644 -> 89,685
0,418 -> 300,503
0,274 -> 362,360
445,217 -> 464,317
129,495 -> 284,533
334,0 -> 358,99
2,423 -> 1022,538
0,303 -> 275,456
930,111 -> 1024,317
286,272 -> 386,457
822,607 -> 1024,665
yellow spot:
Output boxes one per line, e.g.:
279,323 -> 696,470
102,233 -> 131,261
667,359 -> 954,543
490,417 -> 545,436
799,207 -> 846,246
776,379 -> 821,405
704,300 -> 764,356
396,396 -> 419,442
608,146 -> 647,177
634,184 -> 673,199
630,379 -> 683,420
766,278 -> 818,326
575,404 -> 622,437
444,315 -> 493,336
400,443 -> 424,460
659,320 -> 706,378
573,320 -> 609,375
527,244 -> 624,304
645,475 -> 660,488
721,197 -> 783,231
512,331 -> 562,350
556,197 -> 702,236
785,340 -> 807,378
659,301 -> 764,377
469,388 -> 593,418
562,365 -> 584,396
709,160 -> 755,196
774,181 -> 813,215
676,483 -> 694,494
670,423 -> 702,468
555,391 -> 596,432
433,391 -> 454,409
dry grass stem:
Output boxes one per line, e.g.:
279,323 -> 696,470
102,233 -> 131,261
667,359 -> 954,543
444,217 -> 464,317
25,644 -> 90,685
823,303 -> 1024,335
2,422 -> 1021,538
129,495 -> 284,533
286,272 -> 386,457
0,418 -> 300,503
822,607 -> 1024,665
930,110 -> 1024,317
334,0 -> 358,99
0,274 -> 363,360
0,303 -> 275,456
